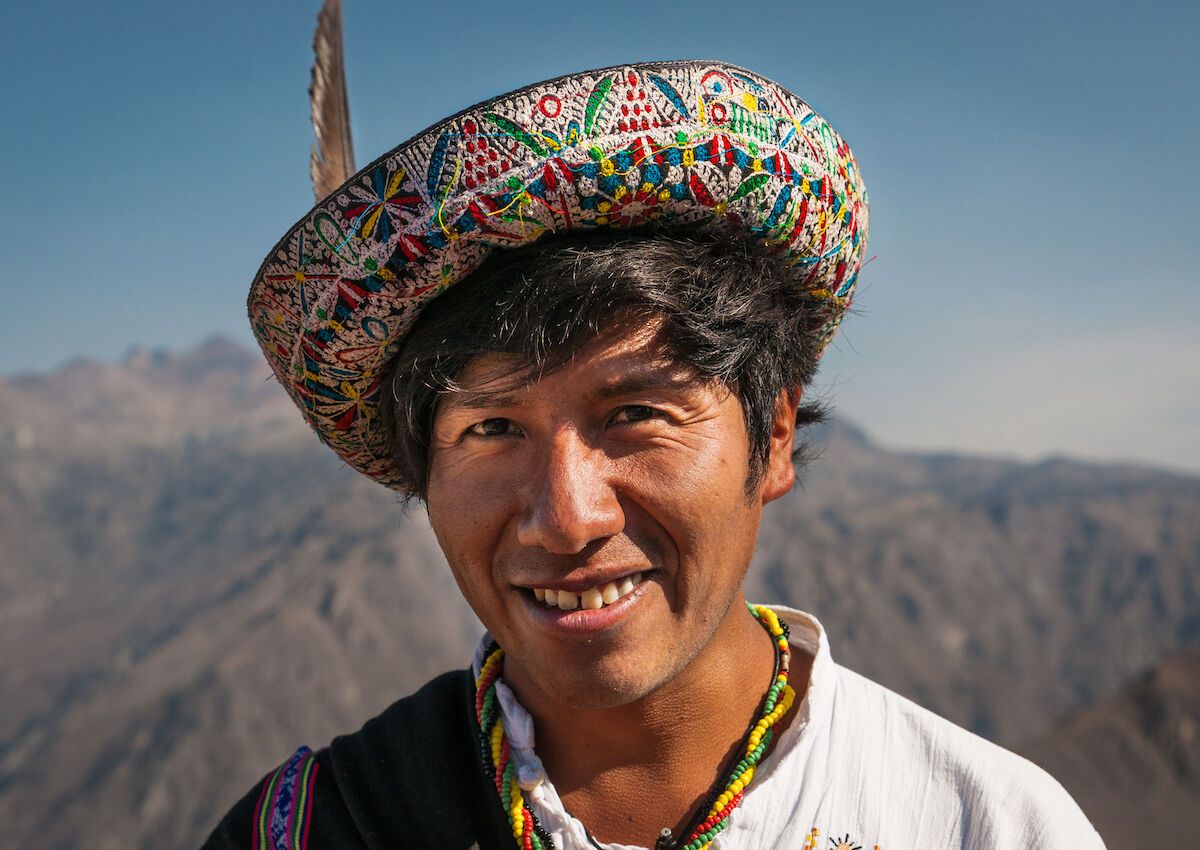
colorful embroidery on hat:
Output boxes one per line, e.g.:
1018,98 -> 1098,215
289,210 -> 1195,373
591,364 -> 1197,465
249,60 -> 870,490
252,746 -> 319,850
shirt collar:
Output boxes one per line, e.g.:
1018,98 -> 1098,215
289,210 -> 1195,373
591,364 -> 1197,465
470,605 -> 836,796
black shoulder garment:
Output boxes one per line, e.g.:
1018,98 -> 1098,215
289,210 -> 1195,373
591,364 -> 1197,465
200,669 -> 514,849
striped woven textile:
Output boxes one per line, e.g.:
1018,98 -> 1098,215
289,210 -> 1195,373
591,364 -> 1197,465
252,746 -> 319,850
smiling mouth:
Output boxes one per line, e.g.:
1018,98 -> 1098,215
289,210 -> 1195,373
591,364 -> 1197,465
530,572 -> 644,611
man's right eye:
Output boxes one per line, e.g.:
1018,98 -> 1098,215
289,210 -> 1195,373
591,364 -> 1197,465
466,418 -> 520,438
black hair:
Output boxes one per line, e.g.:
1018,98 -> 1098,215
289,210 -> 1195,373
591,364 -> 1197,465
380,225 -> 829,501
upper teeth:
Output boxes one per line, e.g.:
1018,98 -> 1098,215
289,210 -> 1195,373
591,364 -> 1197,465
533,573 -> 642,610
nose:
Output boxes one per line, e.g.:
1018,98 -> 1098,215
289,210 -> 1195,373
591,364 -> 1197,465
517,427 -> 625,554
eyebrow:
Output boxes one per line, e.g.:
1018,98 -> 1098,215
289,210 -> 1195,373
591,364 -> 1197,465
594,371 -> 701,399
440,391 -> 526,412
438,370 -> 703,413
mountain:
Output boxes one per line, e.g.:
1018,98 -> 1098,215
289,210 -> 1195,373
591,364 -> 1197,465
1,337 -> 1197,850
1020,646 -> 1200,848
748,421 -> 1200,744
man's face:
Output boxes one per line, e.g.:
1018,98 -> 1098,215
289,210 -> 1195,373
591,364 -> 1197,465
425,320 -> 795,710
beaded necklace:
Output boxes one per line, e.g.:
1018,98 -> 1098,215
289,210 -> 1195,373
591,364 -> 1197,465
474,602 -> 796,850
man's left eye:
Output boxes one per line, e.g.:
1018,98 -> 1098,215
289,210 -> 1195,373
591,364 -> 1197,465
609,405 -> 660,425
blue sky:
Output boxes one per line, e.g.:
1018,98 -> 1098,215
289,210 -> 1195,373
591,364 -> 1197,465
2,0 -> 1196,471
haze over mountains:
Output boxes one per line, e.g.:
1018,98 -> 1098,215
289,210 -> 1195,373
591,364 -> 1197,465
1,337 -> 1197,850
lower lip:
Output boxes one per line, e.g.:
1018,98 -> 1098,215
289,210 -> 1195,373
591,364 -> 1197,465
521,577 -> 653,635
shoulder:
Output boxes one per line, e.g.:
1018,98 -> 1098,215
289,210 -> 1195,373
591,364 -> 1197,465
199,746 -> 344,850
200,669 -> 508,849
831,664 -> 1106,848
330,667 -> 475,764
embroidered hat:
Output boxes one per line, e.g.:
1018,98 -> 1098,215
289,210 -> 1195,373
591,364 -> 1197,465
249,60 -> 869,490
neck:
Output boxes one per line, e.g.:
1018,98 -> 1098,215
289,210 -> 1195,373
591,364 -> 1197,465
507,598 -> 789,847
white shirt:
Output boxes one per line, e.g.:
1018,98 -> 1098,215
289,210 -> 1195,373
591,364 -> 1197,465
472,607 -> 1106,849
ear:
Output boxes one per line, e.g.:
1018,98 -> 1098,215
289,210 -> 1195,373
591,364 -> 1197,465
760,387 -> 802,505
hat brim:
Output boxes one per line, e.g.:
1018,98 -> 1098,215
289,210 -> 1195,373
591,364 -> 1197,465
248,60 -> 869,490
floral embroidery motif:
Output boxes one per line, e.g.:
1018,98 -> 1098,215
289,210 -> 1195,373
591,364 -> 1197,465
800,827 -> 881,850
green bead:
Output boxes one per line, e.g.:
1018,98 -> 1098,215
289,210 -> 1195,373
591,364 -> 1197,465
500,766 -> 513,810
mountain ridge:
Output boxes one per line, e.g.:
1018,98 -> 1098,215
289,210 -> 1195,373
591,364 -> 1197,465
1,337 -> 1196,850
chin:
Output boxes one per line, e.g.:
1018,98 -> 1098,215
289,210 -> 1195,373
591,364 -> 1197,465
507,641 -> 685,711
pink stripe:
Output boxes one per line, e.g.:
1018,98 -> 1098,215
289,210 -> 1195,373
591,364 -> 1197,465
250,774 -> 271,850
255,766 -> 284,850
299,761 -> 319,850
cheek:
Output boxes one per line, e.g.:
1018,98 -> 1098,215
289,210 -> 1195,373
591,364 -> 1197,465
428,448 -> 522,522
645,423 -> 749,497
427,462 -> 518,596
625,436 -> 756,548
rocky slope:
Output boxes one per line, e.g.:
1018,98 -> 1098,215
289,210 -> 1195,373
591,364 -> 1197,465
1020,646 -> 1200,849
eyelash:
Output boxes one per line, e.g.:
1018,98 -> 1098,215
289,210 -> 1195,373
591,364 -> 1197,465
466,418 -> 521,438
609,405 -> 660,425
463,405 -> 663,439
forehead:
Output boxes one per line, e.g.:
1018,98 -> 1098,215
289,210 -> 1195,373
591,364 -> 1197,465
438,319 -> 707,411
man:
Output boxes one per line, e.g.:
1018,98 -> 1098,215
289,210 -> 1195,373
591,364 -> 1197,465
205,56 -> 1103,849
